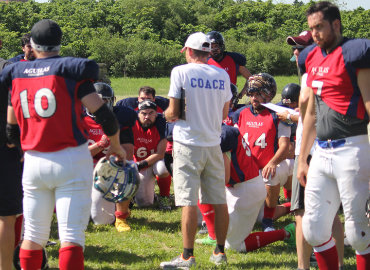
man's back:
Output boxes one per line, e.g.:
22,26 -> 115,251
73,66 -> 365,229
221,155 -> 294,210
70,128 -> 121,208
169,63 -> 231,146
3,56 -> 99,152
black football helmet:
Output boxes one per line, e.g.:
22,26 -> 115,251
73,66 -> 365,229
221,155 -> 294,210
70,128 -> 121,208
281,83 -> 300,105
247,73 -> 277,102
206,31 -> 225,61
94,82 -> 115,110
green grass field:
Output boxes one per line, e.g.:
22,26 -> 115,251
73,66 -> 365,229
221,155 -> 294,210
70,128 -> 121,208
44,76 -> 357,269
110,75 -> 301,102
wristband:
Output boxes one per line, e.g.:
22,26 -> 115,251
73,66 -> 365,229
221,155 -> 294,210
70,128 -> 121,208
136,160 -> 149,171
286,113 -> 293,124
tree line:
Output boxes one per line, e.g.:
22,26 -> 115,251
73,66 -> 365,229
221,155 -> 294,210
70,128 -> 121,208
0,0 -> 368,77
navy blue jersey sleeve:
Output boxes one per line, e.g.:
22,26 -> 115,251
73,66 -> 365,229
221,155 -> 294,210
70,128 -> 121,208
225,52 -> 246,66
115,97 -> 138,110
155,96 -> 169,111
113,105 -> 137,128
298,44 -> 316,75
220,125 -> 239,153
7,54 -> 24,63
60,57 -> 99,82
155,114 -> 166,140
230,105 -> 247,125
342,38 -> 370,69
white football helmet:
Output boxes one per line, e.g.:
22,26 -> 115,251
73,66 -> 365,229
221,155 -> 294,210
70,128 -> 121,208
93,157 -> 140,203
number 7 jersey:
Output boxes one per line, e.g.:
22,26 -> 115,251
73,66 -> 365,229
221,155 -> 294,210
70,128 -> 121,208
2,56 -> 99,152
298,38 -> 370,140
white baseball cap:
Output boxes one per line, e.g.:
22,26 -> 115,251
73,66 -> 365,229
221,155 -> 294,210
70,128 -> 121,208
181,32 -> 211,53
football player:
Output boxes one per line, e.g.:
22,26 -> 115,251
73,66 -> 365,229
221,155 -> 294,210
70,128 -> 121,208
116,86 -> 172,211
297,2 -> 370,269
207,31 -> 252,103
85,82 -> 137,226
3,19 -> 126,270
196,125 -> 296,252
232,73 -> 291,232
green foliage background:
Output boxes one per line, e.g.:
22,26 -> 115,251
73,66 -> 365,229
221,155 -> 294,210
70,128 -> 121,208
0,0 -> 368,77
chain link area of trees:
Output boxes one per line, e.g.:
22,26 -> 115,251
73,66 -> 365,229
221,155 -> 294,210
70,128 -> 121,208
0,0 -> 368,77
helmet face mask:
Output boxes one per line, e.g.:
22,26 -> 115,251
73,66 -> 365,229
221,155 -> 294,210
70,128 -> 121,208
86,82 -> 115,117
93,157 -> 140,203
247,73 -> 277,102
281,83 -> 300,107
206,31 -> 225,61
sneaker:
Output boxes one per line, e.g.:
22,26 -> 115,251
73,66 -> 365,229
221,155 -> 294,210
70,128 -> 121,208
160,254 -> 196,269
197,221 -> 208,235
209,251 -> 227,266
195,235 -> 216,246
284,223 -> 296,247
262,218 -> 275,232
45,240 -> 57,247
115,217 -> 131,232
158,196 -> 172,211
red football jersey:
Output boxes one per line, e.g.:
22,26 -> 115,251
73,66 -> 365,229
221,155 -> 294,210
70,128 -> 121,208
132,117 -> 166,162
83,115 -> 107,164
208,55 -> 238,85
237,107 -> 277,169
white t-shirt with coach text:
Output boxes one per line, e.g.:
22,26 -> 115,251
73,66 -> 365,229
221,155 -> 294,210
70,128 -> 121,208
168,63 -> 232,147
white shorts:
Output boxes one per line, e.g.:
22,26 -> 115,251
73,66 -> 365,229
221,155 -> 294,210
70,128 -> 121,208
22,143 -> 93,247
225,175 -> 266,252
173,142 -> 226,206
303,135 -> 370,252
135,159 -> 168,207
262,159 -> 290,186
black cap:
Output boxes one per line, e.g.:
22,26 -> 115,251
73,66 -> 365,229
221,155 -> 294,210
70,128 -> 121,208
31,19 -> 62,51
138,100 -> 157,111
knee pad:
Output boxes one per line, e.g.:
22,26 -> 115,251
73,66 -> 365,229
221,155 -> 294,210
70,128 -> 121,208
153,159 -> 168,176
345,220 -> 370,252
302,214 -> 332,247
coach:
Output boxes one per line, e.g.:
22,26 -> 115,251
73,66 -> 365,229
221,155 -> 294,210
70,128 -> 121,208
160,32 -> 231,268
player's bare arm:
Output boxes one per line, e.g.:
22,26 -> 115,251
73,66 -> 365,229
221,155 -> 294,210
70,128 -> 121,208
164,97 -> 180,122
262,136 -> 290,179
141,138 -> 168,168
223,101 -> 230,120
357,68 -> 370,117
239,65 -> 252,79
82,92 -> 126,161
297,88 -> 316,187
277,110 -> 299,123
223,152 -> 231,185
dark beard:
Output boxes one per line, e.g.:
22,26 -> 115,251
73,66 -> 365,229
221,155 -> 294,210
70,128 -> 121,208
141,121 -> 154,129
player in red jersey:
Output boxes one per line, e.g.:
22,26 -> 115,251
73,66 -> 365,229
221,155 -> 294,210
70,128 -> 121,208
114,100 -> 170,232
297,2 -> 370,269
8,33 -> 35,63
3,19 -> 126,270
116,86 -> 172,211
115,86 -> 169,113
84,82 -> 137,226
196,124 -> 296,251
232,73 -> 291,232
206,31 -> 252,99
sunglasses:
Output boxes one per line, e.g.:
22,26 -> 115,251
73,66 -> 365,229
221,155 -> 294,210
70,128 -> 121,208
292,46 -> 305,52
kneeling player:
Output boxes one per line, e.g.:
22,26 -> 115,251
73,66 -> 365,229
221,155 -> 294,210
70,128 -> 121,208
197,125 -> 295,252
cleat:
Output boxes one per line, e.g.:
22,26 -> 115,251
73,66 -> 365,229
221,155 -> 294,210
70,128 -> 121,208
160,253 -> 196,269
195,235 -> 216,246
262,218 -> 275,232
284,223 -> 296,247
209,251 -> 227,266
158,196 -> 172,211
115,217 -> 131,232
197,221 -> 208,235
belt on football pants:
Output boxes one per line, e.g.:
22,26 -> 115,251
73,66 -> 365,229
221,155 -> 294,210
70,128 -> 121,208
316,138 -> 346,149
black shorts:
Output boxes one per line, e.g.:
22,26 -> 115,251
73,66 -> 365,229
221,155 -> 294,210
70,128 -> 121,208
0,145 -> 23,216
